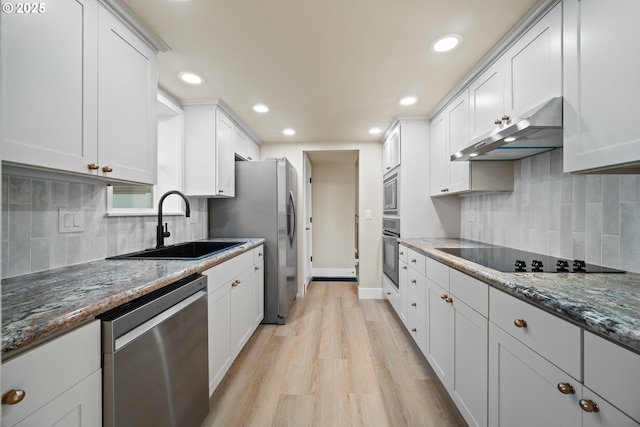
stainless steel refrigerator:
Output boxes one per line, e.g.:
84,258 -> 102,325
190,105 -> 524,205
208,158 -> 297,324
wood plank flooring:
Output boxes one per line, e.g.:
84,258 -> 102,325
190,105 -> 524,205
201,281 -> 466,427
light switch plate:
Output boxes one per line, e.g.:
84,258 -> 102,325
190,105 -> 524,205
365,209 -> 372,220
58,208 -> 84,233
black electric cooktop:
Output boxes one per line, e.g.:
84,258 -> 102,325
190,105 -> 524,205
436,246 -> 625,274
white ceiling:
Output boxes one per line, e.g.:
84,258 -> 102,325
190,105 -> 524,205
123,0 -> 539,144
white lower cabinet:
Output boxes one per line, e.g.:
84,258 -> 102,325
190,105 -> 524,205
489,322 -> 580,427
383,274 -> 399,314
393,248 -> 640,427
252,246 -> 265,326
1,321 -> 101,427
203,245 -> 264,396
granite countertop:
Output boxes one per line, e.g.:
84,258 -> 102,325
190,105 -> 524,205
1,238 -> 265,359
400,238 -> 640,354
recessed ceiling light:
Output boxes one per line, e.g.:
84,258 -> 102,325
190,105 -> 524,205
178,72 -> 204,85
504,137 -> 516,142
469,153 -> 478,158
252,104 -> 269,113
430,34 -> 463,53
399,96 -> 418,106
368,128 -> 382,135
283,129 -> 295,136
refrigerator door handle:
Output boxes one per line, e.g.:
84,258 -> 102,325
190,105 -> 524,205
288,190 -> 296,245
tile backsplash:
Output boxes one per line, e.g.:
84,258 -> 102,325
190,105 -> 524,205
1,168 -> 208,279
461,149 -> 640,274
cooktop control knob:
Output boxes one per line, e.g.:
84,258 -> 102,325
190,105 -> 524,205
532,260 -> 544,272
573,260 -> 586,272
556,260 -> 569,272
515,260 -> 527,272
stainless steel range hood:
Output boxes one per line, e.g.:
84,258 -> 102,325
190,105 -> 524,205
451,97 -> 562,161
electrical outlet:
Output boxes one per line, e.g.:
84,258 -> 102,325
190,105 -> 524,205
365,209 -> 372,220
58,208 -> 84,233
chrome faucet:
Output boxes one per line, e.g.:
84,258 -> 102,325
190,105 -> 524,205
156,190 -> 191,248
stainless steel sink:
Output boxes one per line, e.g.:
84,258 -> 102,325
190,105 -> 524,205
107,241 -> 245,260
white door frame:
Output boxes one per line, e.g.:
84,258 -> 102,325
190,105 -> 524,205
302,152 -> 313,294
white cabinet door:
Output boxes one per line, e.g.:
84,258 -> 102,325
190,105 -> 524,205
14,370 -> 101,427
429,112 -> 448,196
581,386 -> 640,427
382,127 -> 400,174
206,279 -> 231,396
447,92 -> 471,194
452,298 -> 488,427
468,60 -> 506,141
215,110 -> 236,196
383,275 -> 399,314
230,268 -> 253,358
398,259 -> 408,326
1,0 -> 98,176
504,3 -> 561,119
97,6 -> 158,184
183,104 -> 236,197
426,278 -> 454,390
489,323 -> 581,427
1,322 -> 101,427
246,140 -> 260,161
252,260 -> 265,326
563,0 -> 640,173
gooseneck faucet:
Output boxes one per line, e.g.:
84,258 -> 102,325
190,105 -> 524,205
156,190 -> 191,248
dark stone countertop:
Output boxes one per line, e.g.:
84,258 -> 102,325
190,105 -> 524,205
399,238 -> 640,354
1,238 -> 265,359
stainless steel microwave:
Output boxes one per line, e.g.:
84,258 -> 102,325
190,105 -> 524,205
383,172 -> 399,215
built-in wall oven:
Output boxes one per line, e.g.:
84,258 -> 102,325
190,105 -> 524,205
383,171 -> 399,215
382,216 -> 400,288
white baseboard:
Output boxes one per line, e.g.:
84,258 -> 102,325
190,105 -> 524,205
358,287 -> 385,299
312,267 -> 356,278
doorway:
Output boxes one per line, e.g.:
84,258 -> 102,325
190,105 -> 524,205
303,150 -> 359,285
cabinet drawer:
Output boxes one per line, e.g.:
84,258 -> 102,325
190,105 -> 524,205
584,332 -> 640,423
406,310 -> 426,353
1,321 -> 101,426
398,245 -> 409,264
205,250 -> 253,294
253,245 -> 264,265
407,285 -> 426,324
407,249 -> 426,275
427,257 -> 449,291
489,287 -> 581,380
450,269 -> 488,317
407,268 -> 427,301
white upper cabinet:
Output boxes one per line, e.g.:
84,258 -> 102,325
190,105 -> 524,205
430,91 -> 513,197
234,127 -> 260,161
468,3 -> 561,141
183,101 -> 259,197
1,0 -> 161,184
563,0 -> 640,173
96,5 -> 158,184
1,0 -> 98,177
504,3 -> 561,119
183,103 -> 236,197
382,126 -> 400,175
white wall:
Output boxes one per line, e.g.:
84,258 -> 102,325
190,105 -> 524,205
260,142 -> 382,295
312,162 -> 356,270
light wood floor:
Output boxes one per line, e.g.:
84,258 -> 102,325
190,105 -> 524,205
201,281 -> 466,427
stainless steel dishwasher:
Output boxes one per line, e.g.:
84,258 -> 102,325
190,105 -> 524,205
100,273 -> 208,427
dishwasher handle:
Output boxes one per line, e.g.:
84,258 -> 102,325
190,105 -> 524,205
114,289 -> 207,352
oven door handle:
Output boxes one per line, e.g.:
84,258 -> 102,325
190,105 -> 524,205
382,231 -> 400,238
